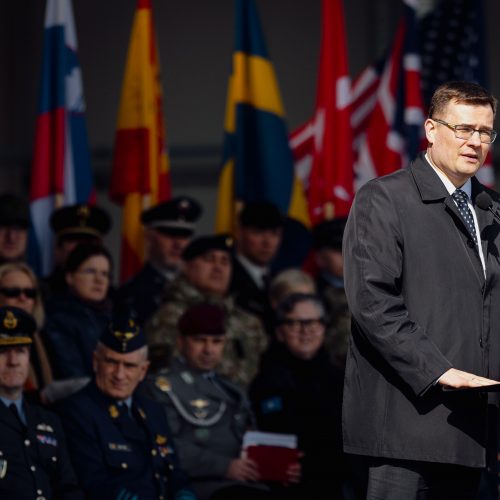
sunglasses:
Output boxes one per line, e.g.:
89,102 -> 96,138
0,287 -> 37,299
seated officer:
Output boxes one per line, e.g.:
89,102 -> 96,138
57,315 -> 195,500
145,234 -> 267,387
115,196 -> 202,326
144,303 -> 299,500
0,306 -> 83,499
0,193 -> 30,265
44,203 -> 112,299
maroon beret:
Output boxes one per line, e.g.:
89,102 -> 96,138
177,303 -> 226,336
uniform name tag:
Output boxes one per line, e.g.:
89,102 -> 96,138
109,443 -> 132,452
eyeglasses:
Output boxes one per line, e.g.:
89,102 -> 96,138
280,317 -> 325,333
433,118 -> 497,144
77,268 -> 111,279
0,287 -> 37,299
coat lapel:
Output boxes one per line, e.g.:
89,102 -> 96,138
411,155 -> 485,286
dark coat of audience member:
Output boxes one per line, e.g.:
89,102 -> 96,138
43,244 -> 112,379
249,294 -> 345,499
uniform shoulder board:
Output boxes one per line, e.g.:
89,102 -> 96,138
155,376 -> 171,392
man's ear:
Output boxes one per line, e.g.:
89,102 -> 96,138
425,118 -> 437,145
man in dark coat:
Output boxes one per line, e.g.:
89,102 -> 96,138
58,314 -> 195,500
115,196 -> 202,326
231,201 -> 284,333
343,81 -> 500,499
0,306 -> 83,499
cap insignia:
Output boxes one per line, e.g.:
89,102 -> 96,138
77,205 -> 90,226
113,320 -> 139,352
3,311 -> 17,330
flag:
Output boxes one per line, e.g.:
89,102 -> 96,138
419,0 -> 493,186
29,0 -> 94,276
110,0 -> 171,282
291,0 -> 492,191
306,0 -> 354,224
215,0 -> 309,234
353,0 -> 426,188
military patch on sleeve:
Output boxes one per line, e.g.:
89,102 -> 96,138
261,396 -> 283,414
0,459 -> 6,479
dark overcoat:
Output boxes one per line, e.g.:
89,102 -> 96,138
342,154 -> 500,467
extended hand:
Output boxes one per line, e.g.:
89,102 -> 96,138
225,458 -> 260,482
438,368 -> 500,389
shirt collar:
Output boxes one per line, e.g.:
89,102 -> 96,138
425,152 -> 472,198
236,254 -> 268,288
0,395 -> 23,412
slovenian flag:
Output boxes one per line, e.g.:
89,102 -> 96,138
29,0 -> 94,276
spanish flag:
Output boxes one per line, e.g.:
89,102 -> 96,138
110,0 -> 170,282
215,0 -> 309,234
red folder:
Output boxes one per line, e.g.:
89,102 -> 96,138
246,444 -> 300,482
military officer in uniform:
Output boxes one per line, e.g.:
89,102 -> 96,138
0,193 -> 30,265
0,306 -> 83,499
44,203 -> 112,300
144,303 -> 299,500
115,196 -> 202,326
145,234 -> 267,387
57,314 -> 195,500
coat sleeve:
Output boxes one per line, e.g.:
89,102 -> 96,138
343,180 -> 452,396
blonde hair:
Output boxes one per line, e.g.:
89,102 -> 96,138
0,262 -> 44,329
269,268 -> 316,309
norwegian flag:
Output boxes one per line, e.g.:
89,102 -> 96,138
291,0 -> 493,194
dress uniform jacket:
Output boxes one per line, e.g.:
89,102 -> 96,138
0,399 -> 83,500
143,358 -> 266,500
115,263 -> 172,327
58,381 -> 192,500
343,154 -> 500,467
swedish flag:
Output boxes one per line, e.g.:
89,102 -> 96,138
216,0 -> 309,234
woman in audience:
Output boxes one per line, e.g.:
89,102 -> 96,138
44,243 -> 113,380
268,268 -> 316,310
0,262 -> 53,398
249,293 -> 345,500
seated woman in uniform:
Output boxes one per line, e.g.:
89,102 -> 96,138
0,262 -> 53,399
43,243 -> 113,381
249,293 -> 346,500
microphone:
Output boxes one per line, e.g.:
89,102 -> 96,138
476,191 -> 500,223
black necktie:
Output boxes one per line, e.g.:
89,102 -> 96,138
9,403 -> 25,427
452,189 -> 478,246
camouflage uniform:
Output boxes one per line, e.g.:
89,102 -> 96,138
145,275 -> 268,388
319,279 -> 351,371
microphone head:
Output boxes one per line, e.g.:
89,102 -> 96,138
476,191 -> 493,211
